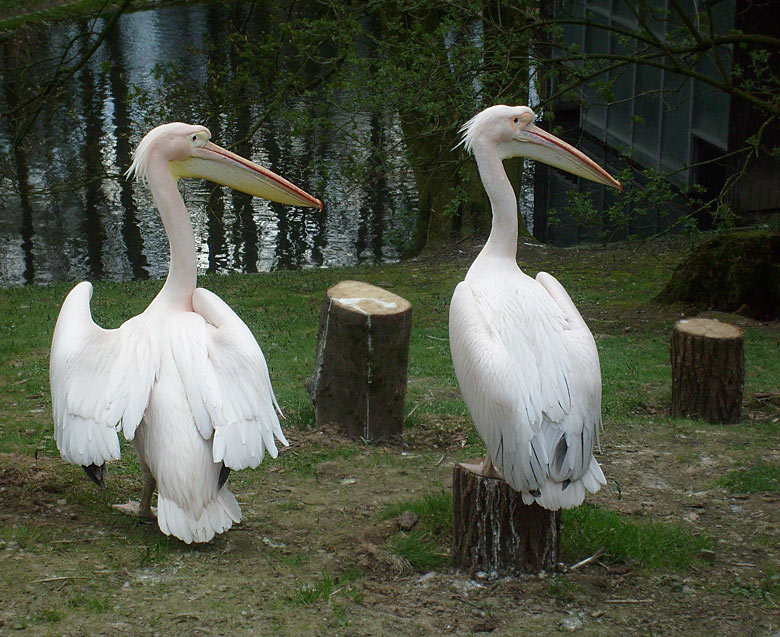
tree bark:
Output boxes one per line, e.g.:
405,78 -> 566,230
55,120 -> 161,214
306,280 -> 412,441
670,318 -> 745,424
452,462 -> 561,576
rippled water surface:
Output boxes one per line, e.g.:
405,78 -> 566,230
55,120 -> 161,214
0,2 -> 417,286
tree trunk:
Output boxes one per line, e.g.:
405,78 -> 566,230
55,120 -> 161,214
452,463 -> 561,576
306,280 -> 412,441
670,318 -> 745,424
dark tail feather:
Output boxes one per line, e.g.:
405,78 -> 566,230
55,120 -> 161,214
82,463 -> 107,489
218,463 -> 231,490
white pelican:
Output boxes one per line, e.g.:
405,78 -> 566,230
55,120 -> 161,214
450,105 -> 621,510
50,123 -> 323,543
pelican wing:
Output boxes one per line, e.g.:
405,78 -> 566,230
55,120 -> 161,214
50,282 -> 158,467
180,287 -> 287,470
533,272 -> 605,499
449,275 -> 604,506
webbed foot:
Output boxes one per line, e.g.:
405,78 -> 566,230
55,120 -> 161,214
112,500 -> 157,519
460,455 -> 505,480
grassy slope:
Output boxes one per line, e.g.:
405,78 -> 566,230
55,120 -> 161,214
0,0 -> 121,30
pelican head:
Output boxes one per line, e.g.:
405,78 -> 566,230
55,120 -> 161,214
127,122 -> 323,209
460,105 -> 621,191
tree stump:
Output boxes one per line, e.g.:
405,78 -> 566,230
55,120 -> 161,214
670,318 -> 745,424
306,280 -> 412,441
452,463 -> 561,576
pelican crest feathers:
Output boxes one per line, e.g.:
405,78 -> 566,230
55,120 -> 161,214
126,122 -> 204,184
458,105 -> 536,155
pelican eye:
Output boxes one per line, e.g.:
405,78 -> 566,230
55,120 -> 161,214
191,134 -> 199,142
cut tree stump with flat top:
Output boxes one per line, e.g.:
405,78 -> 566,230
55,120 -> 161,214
670,318 -> 744,424
452,463 -> 561,576
306,280 -> 412,441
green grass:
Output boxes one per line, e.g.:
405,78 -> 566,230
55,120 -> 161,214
727,571 -> 780,603
291,567 -> 363,605
380,490 -> 452,536
0,0 -> 131,31
381,490 -> 452,570
3,239 -> 777,460
274,443 -> 361,477
378,493 -> 714,573
1,238 -> 778,590
291,574 -> 340,605
547,576 -> 584,602
719,461 -> 780,494
388,530 -> 449,571
562,504 -> 712,569
66,591 -> 112,614
0,521 -> 55,549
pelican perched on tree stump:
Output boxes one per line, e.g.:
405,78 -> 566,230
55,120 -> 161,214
50,123 -> 322,543
449,106 -> 621,574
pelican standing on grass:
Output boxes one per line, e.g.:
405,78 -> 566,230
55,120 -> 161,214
450,105 -> 621,510
50,123 -> 323,543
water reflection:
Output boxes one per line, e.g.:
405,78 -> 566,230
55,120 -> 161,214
0,2 -> 416,287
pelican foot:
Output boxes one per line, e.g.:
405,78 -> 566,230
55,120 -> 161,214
112,500 -> 157,519
460,457 -> 505,481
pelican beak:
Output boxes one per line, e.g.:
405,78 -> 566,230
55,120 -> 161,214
512,124 -> 622,191
172,141 -> 324,209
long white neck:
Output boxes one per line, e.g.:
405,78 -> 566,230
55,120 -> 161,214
146,155 -> 196,310
472,140 -> 519,262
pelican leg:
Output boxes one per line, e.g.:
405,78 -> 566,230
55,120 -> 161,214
139,467 -> 157,519
112,463 -> 157,519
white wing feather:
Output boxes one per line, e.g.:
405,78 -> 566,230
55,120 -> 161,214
50,282 -> 158,467
450,270 -> 605,509
175,287 -> 287,470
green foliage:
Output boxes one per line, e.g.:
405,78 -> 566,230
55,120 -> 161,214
114,1 -> 539,249
6,0 -> 779,252
560,167 -> 688,243
719,462 -> 780,494
562,504 -> 712,569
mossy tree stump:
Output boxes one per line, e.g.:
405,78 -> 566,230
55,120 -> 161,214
306,280 -> 412,441
657,231 -> 780,320
670,318 -> 745,424
452,463 -> 561,576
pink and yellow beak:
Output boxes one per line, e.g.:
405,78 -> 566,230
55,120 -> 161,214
174,141 -> 324,210
512,123 -> 622,191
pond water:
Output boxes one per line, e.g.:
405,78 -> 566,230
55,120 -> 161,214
0,2 -> 417,286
